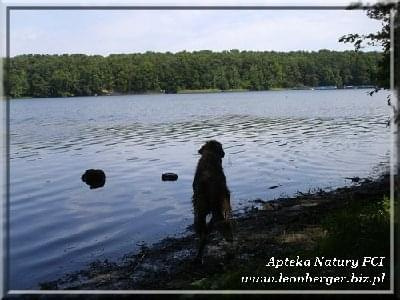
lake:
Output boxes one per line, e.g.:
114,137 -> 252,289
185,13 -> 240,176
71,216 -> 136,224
9,89 -> 391,289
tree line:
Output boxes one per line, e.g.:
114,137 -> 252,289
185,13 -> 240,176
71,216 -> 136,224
5,49 -> 383,98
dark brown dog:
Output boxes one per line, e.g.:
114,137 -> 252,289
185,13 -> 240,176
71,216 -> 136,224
192,140 -> 233,263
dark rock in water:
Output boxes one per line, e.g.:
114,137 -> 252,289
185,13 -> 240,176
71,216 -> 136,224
253,198 -> 266,204
268,185 -> 280,189
345,177 -> 360,183
162,172 -> 178,181
82,169 -> 106,189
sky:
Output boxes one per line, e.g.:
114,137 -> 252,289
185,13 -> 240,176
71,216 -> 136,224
8,4 -> 384,56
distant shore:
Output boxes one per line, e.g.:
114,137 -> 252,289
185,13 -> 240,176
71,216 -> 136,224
10,85 -> 377,100
8,50 -> 381,100
40,173 -> 390,291
176,88 -> 249,94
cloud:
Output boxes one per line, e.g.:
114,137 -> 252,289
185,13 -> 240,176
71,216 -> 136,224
9,9 -> 383,56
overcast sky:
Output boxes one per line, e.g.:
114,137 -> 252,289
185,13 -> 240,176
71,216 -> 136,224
9,6 -> 383,56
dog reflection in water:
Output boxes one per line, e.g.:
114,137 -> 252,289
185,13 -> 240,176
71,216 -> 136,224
192,140 -> 233,263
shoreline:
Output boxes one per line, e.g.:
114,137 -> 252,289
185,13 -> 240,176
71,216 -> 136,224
40,173 -> 390,291
9,86 -> 377,100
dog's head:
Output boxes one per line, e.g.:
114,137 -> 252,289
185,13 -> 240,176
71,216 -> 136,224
198,140 -> 225,158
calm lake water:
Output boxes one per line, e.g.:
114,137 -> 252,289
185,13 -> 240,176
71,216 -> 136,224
10,90 -> 391,289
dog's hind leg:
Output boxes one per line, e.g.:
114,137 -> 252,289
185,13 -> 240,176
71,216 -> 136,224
211,194 -> 233,242
194,211 -> 208,264
210,212 -> 233,242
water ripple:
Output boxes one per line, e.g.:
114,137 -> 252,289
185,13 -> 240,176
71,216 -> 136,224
9,90 -> 391,289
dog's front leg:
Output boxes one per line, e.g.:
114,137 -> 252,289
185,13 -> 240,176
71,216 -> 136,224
194,212 -> 208,264
195,232 -> 207,264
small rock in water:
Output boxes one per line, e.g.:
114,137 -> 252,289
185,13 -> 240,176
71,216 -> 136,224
253,198 -> 266,204
345,176 -> 360,183
162,172 -> 178,181
268,185 -> 280,189
82,169 -> 106,189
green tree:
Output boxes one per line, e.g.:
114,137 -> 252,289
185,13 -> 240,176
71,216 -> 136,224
5,50 -> 383,98
339,1 -> 398,89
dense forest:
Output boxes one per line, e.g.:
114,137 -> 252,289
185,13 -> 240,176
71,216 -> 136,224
5,49 -> 383,98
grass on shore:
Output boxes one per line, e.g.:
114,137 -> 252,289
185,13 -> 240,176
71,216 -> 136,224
192,194 -> 390,290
